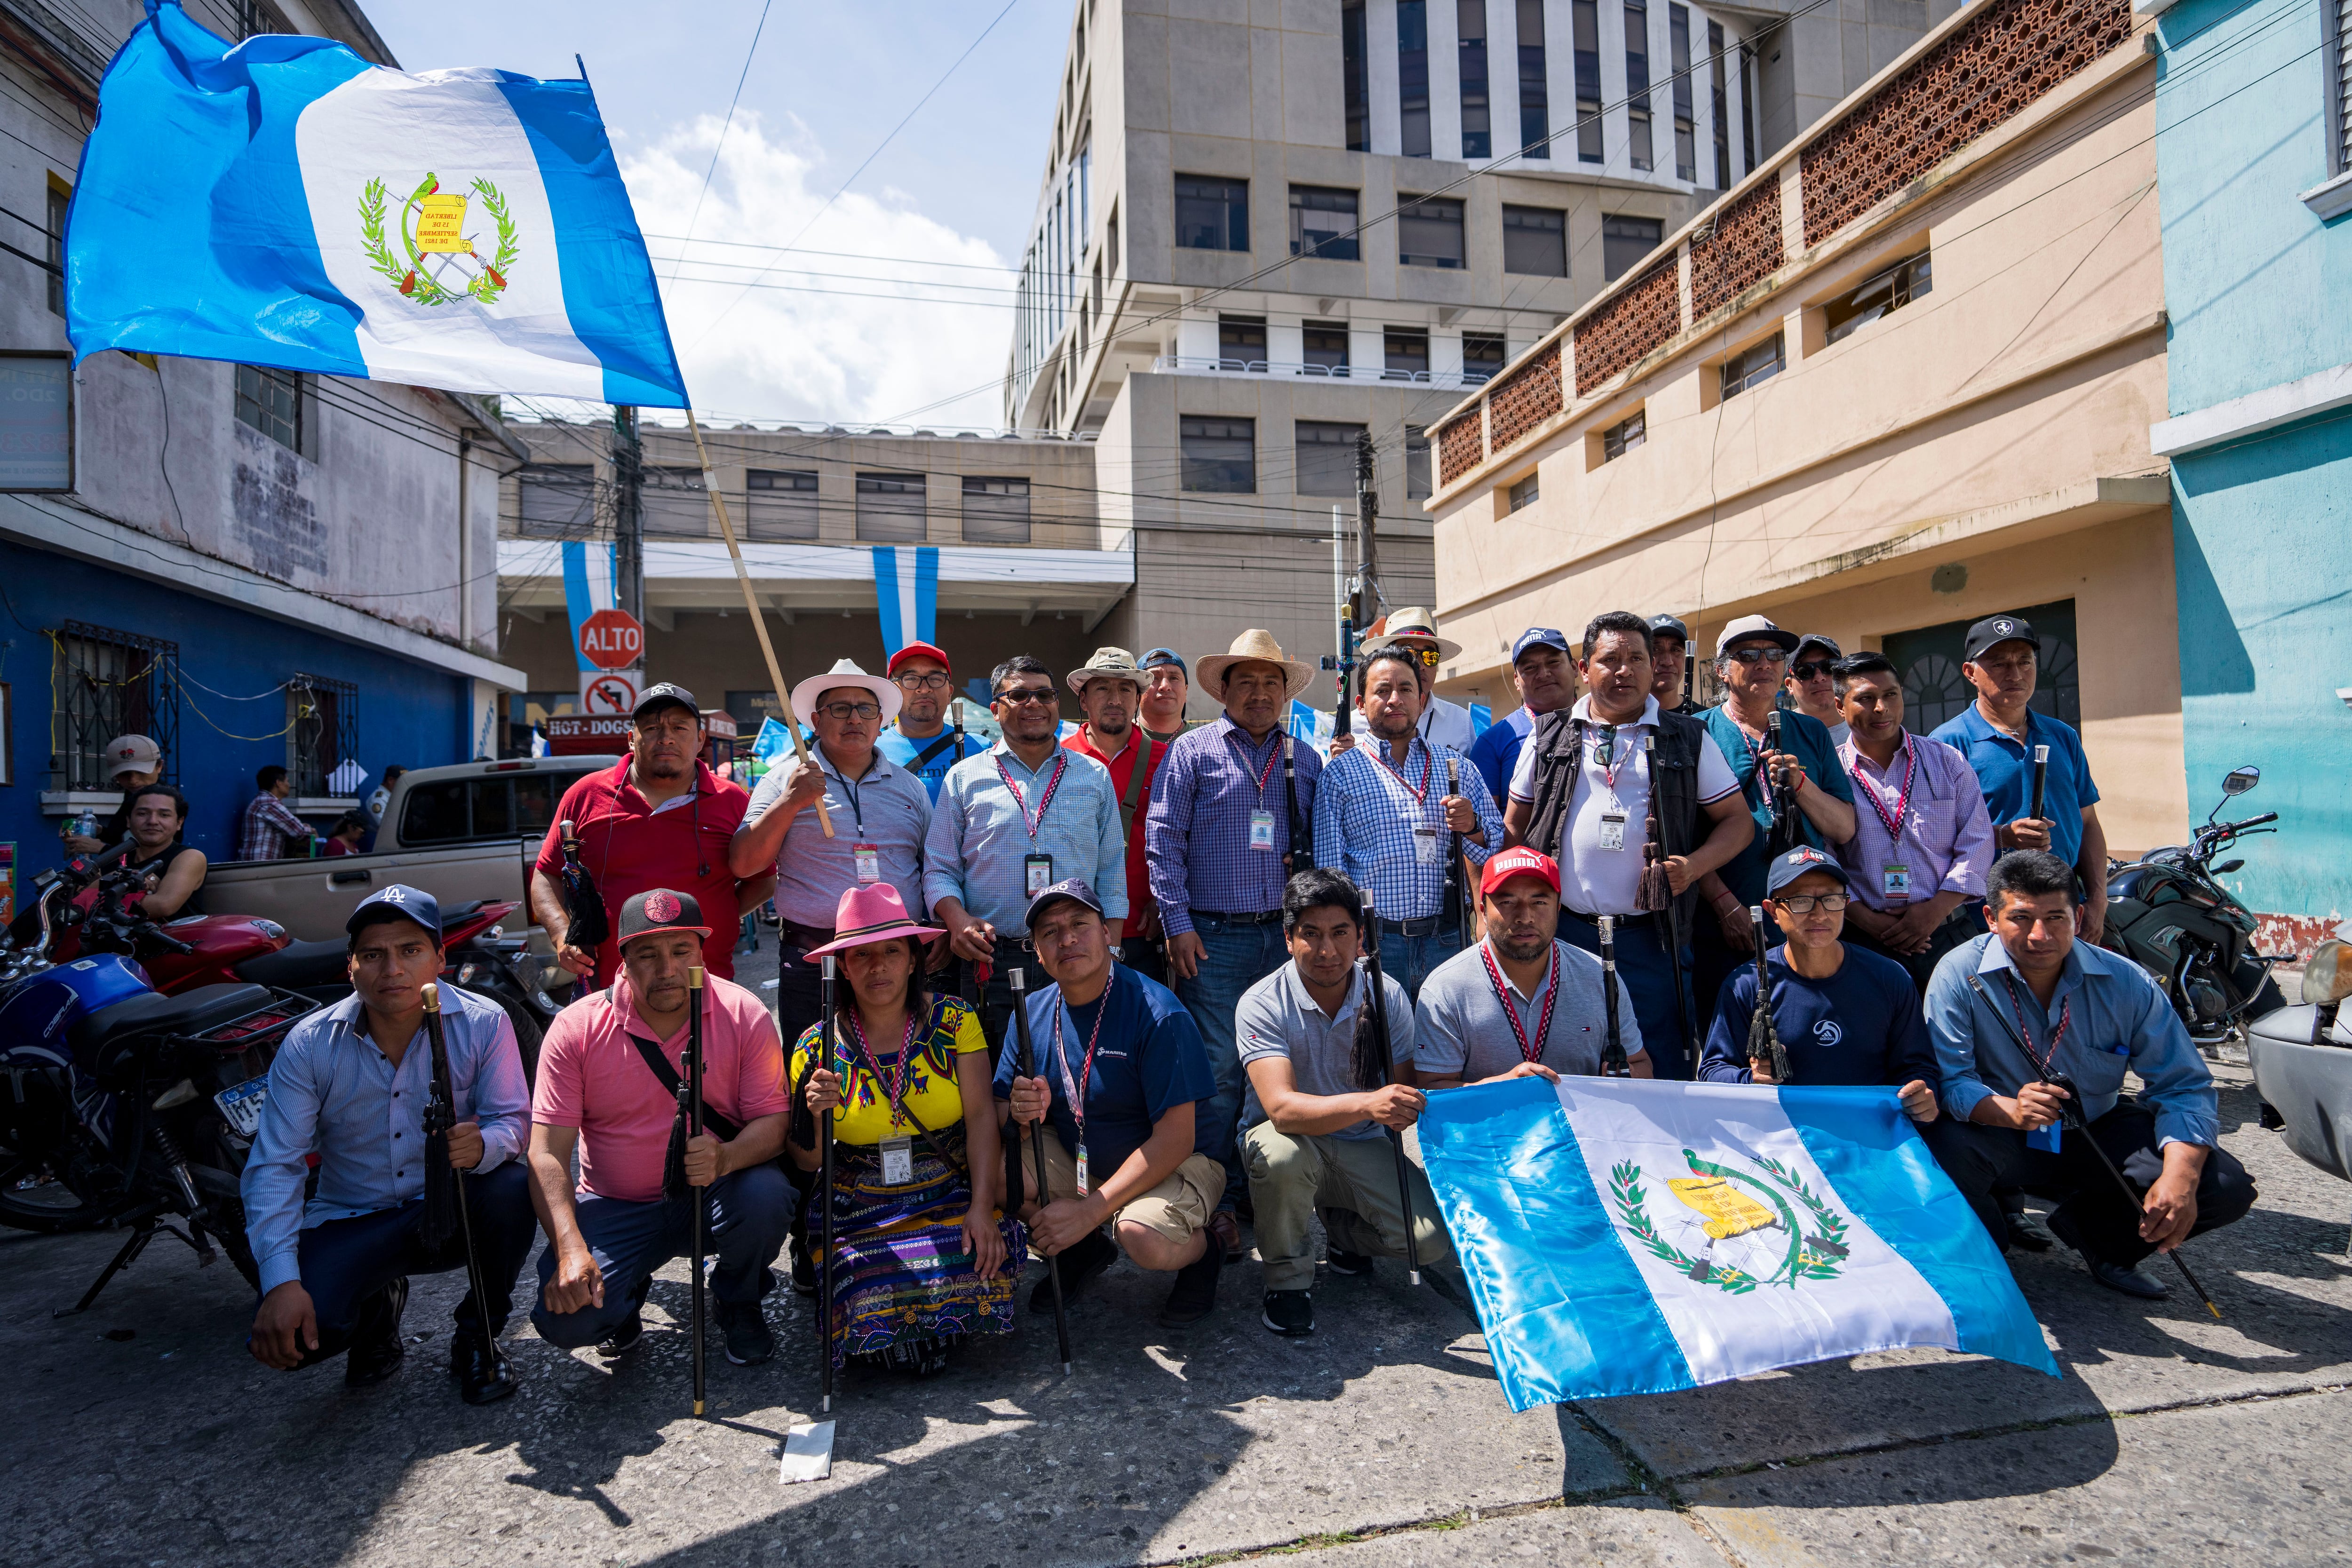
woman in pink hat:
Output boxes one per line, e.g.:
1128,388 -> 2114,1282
787,883 -> 1022,1377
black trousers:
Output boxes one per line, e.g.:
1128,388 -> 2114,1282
1120,934 -> 1168,987
1923,1101 -> 2257,1268
775,921 -> 831,1053
1845,901 -> 1982,995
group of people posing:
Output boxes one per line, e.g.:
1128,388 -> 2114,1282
238,605 -> 2255,1405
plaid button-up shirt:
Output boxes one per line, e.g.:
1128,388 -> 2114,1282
238,790 -> 312,860
1144,715 -> 1323,936
1312,735 -> 1502,922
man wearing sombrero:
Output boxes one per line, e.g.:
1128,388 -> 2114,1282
1360,607 -> 1478,755
1143,629 -> 1324,1256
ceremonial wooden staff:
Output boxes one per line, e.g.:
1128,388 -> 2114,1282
1746,908 -> 1792,1083
419,983 -> 503,1382
1360,901 -> 1422,1287
686,408 -> 831,836
688,965 -> 708,1417
1762,709 -> 1799,859
1597,915 -> 1630,1076
2030,742 -> 2050,828
1008,966 -> 1074,1375
818,955 -> 839,1412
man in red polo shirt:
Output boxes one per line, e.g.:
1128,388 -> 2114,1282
531,683 -> 771,986
1064,647 -> 1169,982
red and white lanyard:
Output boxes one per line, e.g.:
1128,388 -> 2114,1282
1590,723 -> 1633,794
845,1008 -> 922,1130
1052,967 -> 1116,1141
995,751 -> 1069,843
1376,737 -> 1434,805
1852,735 -> 1918,841
2001,974 -> 2071,1075
1229,729 -> 1285,805
1480,940 -> 1560,1066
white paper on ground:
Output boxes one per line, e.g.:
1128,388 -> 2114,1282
779,1421 -> 834,1484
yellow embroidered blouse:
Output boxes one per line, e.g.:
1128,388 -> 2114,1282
791,995 -> 988,1146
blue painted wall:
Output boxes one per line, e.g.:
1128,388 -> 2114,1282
2156,0 -> 2352,922
0,546 -> 473,883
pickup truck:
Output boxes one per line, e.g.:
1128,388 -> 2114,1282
205,755 -> 610,941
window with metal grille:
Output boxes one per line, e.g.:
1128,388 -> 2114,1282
642,465 -> 708,537
1626,0 -> 1654,172
1397,196 -> 1464,269
53,623 -> 178,791
1518,0 -> 1551,157
286,674 -> 359,800
1503,205 -> 1567,276
1575,0 -> 1604,162
1175,176 -> 1249,251
1602,408 -> 1647,462
235,364 -> 302,452
962,475 -> 1033,543
1463,334 -> 1507,384
0,352 -> 72,491
1399,0 -> 1432,157
1290,186 -> 1361,260
231,0 -> 289,37
1670,5 -> 1697,181
1459,0 -> 1493,158
2331,0 -> 2351,174
1509,473 -> 1541,511
1304,322 -> 1351,374
1824,251 -> 1931,346
1181,416 -> 1255,493
1344,0 -> 1372,150
1720,331 -> 1785,399
1384,327 -> 1432,378
1295,422 -> 1367,497
1602,215 -> 1663,280
856,473 -> 929,542
517,463 -> 595,537
747,469 -> 819,541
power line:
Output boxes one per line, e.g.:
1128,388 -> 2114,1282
667,0 -> 775,283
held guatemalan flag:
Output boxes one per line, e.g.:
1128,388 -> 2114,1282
1418,1076 -> 2058,1410
64,2 -> 685,406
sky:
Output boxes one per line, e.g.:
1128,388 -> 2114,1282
369,0 -> 1072,430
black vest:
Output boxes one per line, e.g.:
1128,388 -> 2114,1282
1522,707 -> 1710,922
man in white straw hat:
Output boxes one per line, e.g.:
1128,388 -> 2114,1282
1360,607 -> 1477,754
1143,629 -> 1324,1257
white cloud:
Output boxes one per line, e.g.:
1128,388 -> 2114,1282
612,111 -> 1016,430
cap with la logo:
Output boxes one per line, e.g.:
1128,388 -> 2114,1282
346,882 -> 443,939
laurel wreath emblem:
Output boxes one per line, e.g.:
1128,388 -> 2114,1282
1608,1148 -> 1851,1292
358,174 -> 520,306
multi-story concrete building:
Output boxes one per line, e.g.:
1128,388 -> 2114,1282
0,0 -> 526,870
1000,0 -> 1957,699
1423,0 -> 2188,852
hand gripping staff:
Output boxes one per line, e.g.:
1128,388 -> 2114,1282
554,819 -> 609,952
1963,972 -> 2221,1319
1762,710 -> 1800,859
1443,756 -> 1470,944
818,956 -> 839,1412
1008,966 -> 1074,1374
1746,907 -> 1792,1083
1327,612 -> 1358,742
2030,743 -> 2050,826
687,966 -> 709,1417
418,983 -> 507,1390
1359,899 -> 1422,1286
1597,915 -> 1630,1076
1637,733 -> 1705,1073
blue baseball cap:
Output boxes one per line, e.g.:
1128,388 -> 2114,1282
1024,876 -> 1104,929
1764,847 -> 1851,898
346,882 -> 441,940
1139,647 -> 1187,678
1510,627 -> 1572,664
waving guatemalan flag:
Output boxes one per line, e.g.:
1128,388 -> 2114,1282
64,2 -> 685,406
1418,1077 -> 2057,1409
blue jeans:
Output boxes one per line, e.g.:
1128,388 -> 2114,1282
1376,925 -> 1463,1005
1175,915 -> 1290,1212
1558,915 -> 1696,1080
532,1163 -> 798,1348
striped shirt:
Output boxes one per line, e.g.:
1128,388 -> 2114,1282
1834,732 -> 1996,912
1312,735 -> 1502,922
1144,715 -> 1324,936
237,790 -> 312,860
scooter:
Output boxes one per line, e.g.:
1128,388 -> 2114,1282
2103,764 -> 2285,1048
2248,939 -> 2352,1186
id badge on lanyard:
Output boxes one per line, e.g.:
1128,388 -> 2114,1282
854,843 -> 882,884
1597,802 -> 1628,852
1413,825 -> 1441,866
880,1136 -> 914,1184
1249,809 -> 1277,851
1882,863 -> 1913,903
1074,1145 -> 1090,1194
1025,852 -> 1055,897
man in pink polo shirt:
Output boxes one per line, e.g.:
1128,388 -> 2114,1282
526,888 -> 797,1366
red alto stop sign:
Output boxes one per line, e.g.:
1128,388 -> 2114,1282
579,608 -> 644,670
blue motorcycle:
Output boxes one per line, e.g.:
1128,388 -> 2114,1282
0,844 -> 313,1314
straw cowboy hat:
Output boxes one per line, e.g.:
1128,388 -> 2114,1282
1066,646 -> 1146,695
1360,606 -> 1462,662
806,883 -> 942,959
788,658 -> 901,726
1195,629 -> 1317,702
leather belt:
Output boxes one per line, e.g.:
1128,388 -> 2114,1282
778,919 -> 835,952
1190,908 -> 1283,925
1379,914 -> 1456,938
1561,908 -> 1662,929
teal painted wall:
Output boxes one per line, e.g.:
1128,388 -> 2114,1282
2156,0 -> 2352,923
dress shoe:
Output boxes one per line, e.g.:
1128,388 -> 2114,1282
343,1277 -> 408,1388
450,1329 -> 518,1405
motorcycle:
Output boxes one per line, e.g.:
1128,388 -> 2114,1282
2248,938 -> 2352,1183
0,846 -> 315,1313
2102,764 -> 2286,1049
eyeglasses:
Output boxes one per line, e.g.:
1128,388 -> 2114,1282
1790,661 -> 1833,682
816,701 -> 883,722
1725,647 -> 1788,666
1775,893 -> 1850,913
893,671 -> 951,691
996,687 -> 1058,706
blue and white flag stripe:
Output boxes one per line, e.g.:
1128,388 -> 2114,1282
66,4 -> 685,406
560,540 -> 618,673
1418,1077 -> 2056,1410
872,546 -> 938,659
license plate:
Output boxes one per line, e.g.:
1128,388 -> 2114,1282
215,1075 -> 270,1138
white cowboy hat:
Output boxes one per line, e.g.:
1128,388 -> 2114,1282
1360,606 -> 1462,662
788,658 -> 901,726
1066,646 -> 1145,696
1195,629 -> 1317,702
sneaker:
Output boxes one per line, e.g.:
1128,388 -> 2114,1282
1324,1248 -> 1375,1276
596,1310 -> 645,1359
1209,1208 -> 1244,1264
1261,1289 -> 1314,1336
1030,1230 -> 1117,1314
449,1329 -> 518,1405
717,1300 -> 776,1366
2047,1210 -> 2171,1301
1160,1239 -> 1225,1327
343,1277 -> 409,1388
2003,1210 -> 2056,1253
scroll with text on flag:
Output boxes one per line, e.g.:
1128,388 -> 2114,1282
65,2 -> 684,406
1417,1076 -> 2057,1410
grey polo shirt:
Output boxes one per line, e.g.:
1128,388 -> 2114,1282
1415,937 -> 1645,1083
747,743 -> 931,929
1236,961 -> 1416,1140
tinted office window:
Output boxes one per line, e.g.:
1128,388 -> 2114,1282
1710,21 -> 1732,188
961,475 -> 1032,543
1384,327 -> 1431,379
1719,332 -> 1785,399
1181,416 -> 1256,492
1344,0 -> 1372,151
1290,186 -> 1361,260
1509,473 -> 1540,511
1462,333 -> 1506,383
1626,0 -> 1653,172
1502,205 -> 1567,276
1459,0 -> 1492,159
1175,176 -> 1248,251
1398,196 -> 1465,269
1219,315 -> 1267,368
857,472 -> 929,541
1575,0 -> 1604,163
518,463 -> 595,538
1602,408 -> 1646,461
642,466 -> 707,537
1519,0 -> 1551,157
747,470 -> 819,542
1670,4 -> 1696,181
1399,0 -> 1432,157
1295,421 -> 1368,497
1602,214 -> 1663,280
1303,322 -> 1351,374
1406,426 -> 1432,499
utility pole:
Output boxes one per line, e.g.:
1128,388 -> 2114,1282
612,404 -> 644,624
1351,429 -> 1382,629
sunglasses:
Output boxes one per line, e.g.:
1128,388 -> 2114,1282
1724,647 -> 1788,666
996,687 -> 1058,706
1390,645 -> 1441,667
1790,661 -> 1834,681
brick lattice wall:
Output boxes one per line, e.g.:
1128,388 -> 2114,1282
1573,260 -> 1683,395
1485,344 -> 1565,456
1436,412 -> 1487,488
1689,179 -> 1786,319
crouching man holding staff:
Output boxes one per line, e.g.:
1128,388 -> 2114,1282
528,890 -> 799,1366
996,879 -> 1230,1328
242,885 -> 535,1404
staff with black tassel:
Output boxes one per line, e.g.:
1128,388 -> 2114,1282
1008,965 -> 1074,1375
419,982 -> 511,1403
1597,916 -> 1630,1077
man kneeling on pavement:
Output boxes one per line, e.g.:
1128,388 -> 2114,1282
528,889 -> 800,1364
1925,850 -> 2257,1300
242,885 -> 536,1404
1236,868 -> 1462,1337
998,878 -> 1230,1327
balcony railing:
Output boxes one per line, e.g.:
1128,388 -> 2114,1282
1151,356 -> 1495,389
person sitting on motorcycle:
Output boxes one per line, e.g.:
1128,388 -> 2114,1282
114,783 -> 207,919
1923,850 -> 2257,1301
240,884 -> 538,1404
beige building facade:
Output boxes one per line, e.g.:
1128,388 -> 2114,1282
1423,0 -> 2189,852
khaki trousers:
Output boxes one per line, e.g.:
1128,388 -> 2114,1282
1240,1122 -> 1457,1291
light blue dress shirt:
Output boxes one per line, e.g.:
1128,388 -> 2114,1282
1924,931 -> 2219,1149
240,987 -> 531,1294
1312,735 -> 1503,922
923,740 -> 1128,930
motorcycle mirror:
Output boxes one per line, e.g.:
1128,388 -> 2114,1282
2222,765 -> 2260,796
2301,939 -> 2352,1007
2210,859 -> 2244,874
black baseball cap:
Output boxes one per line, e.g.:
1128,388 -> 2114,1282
1792,633 -> 1843,664
1646,614 -> 1690,644
1025,877 -> 1104,929
347,882 -> 441,940
1963,615 -> 2041,663
632,682 -> 700,722
1764,847 -> 1852,897
617,888 -> 711,948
